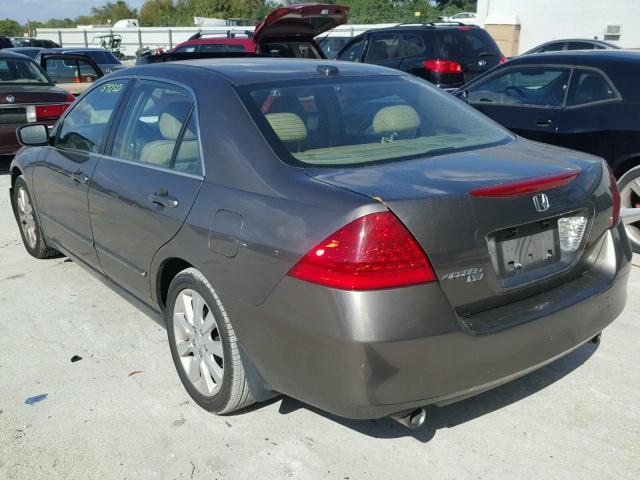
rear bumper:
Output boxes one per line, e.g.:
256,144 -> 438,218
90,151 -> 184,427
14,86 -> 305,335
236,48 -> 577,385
230,224 -> 631,419
0,124 -> 21,155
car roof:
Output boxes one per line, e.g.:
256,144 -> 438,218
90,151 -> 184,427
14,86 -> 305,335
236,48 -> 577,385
532,38 -> 618,47
121,57 -> 403,85
0,50 -> 36,59
179,38 -> 254,46
364,23 -> 482,34
45,47 -> 111,53
506,49 -> 640,67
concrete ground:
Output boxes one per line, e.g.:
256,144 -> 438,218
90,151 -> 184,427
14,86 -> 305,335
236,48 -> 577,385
0,157 -> 638,480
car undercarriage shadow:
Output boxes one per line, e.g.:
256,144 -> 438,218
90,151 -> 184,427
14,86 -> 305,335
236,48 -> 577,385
265,341 -> 598,442
0,156 -> 12,175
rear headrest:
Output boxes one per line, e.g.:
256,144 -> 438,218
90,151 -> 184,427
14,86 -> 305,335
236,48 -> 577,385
265,113 -> 307,143
372,105 -> 421,134
159,102 -> 192,140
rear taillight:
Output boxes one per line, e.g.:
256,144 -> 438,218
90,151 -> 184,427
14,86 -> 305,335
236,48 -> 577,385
287,212 -> 437,290
26,103 -> 72,122
71,76 -> 94,83
607,164 -> 621,227
499,55 -> 507,64
65,93 -> 76,103
35,104 -> 70,120
422,59 -> 462,74
469,170 -> 581,197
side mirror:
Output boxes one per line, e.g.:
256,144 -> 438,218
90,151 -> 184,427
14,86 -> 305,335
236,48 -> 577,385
17,124 -> 49,146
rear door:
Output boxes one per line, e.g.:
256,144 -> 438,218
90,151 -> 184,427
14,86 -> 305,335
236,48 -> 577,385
40,53 -> 103,95
33,78 -> 130,270
88,79 -> 204,302
465,65 -> 570,144
365,33 -> 402,70
398,31 -> 435,79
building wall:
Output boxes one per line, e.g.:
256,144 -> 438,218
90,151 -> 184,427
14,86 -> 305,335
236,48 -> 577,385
477,0 -> 640,54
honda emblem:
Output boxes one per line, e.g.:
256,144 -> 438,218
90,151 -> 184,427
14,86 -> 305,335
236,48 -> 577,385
533,193 -> 550,212
5,95 -> 15,103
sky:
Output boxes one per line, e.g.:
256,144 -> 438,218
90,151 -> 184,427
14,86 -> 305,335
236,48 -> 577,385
1,0 -> 147,24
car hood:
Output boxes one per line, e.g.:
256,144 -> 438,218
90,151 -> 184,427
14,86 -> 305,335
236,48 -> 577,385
253,3 -> 349,43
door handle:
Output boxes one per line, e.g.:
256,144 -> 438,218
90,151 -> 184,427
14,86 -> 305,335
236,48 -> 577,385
535,119 -> 553,127
148,190 -> 179,209
70,171 -> 89,184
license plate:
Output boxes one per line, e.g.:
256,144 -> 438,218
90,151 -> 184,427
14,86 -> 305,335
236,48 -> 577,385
494,226 -> 560,277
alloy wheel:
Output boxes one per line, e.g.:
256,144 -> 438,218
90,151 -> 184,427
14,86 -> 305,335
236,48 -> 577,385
172,289 -> 224,396
620,177 -> 640,247
16,187 -> 37,249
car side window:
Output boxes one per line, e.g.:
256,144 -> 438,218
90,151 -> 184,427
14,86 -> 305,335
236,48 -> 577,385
401,34 -> 426,57
172,112 -> 202,176
367,34 -> 400,62
537,42 -> 565,53
466,67 -> 570,107
110,80 -> 201,174
338,37 -> 367,62
566,42 -> 595,50
566,69 -> 618,106
56,79 -> 129,153
174,45 -> 196,53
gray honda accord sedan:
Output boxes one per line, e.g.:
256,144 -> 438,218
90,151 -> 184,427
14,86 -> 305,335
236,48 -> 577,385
10,58 -> 631,428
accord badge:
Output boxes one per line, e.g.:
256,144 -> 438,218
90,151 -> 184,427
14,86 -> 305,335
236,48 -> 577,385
5,95 -> 15,103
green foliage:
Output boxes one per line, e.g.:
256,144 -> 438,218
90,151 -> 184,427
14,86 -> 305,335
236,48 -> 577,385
19,0 -> 477,30
0,18 -> 23,36
90,1 -> 138,24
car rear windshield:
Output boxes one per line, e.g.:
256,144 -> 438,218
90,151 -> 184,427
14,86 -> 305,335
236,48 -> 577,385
74,50 -> 120,65
0,57 -> 50,84
239,75 -> 509,166
258,42 -> 321,59
436,28 -> 501,61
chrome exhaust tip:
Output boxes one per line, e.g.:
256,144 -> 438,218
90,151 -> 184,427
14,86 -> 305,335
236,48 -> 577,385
390,407 -> 427,429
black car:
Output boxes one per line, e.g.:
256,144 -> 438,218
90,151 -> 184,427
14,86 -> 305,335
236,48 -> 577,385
9,37 -> 61,48
456,50 -> 640,251
523,39 -> 620,55
0,36 -> 12,49
336,23 -> 505,90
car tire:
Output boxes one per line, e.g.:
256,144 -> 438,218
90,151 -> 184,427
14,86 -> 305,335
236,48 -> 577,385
617,166 -> 640,253
166,267 -> 255,414
12,176 -> 60,259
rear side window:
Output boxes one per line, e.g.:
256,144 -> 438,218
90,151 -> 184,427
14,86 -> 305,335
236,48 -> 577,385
174,45 -> 196,53
240,76 -> 508,166
401,34 -> 426,57
436,29 -> 500,60
367,34 -> 400,61
566,42 -> 596,50
567,69 -> 618,106
467,67 -> 570,107
56,79 -> 129,153
110,80 -> 201,175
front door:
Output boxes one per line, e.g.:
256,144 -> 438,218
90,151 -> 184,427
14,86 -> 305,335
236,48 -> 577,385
365,33 -> 402,70
33,78 -> 130,269
465,65 -> 570,144
89,80 -> 204,302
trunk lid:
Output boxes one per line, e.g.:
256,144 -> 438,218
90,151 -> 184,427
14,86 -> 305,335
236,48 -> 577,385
0,85 -> 69,124
306,139 -> 607,316
253,3 -> 349,43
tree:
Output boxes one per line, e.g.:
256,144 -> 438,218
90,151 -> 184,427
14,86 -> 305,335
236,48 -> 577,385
91,1 -> 138,25
0,18 -> 23,36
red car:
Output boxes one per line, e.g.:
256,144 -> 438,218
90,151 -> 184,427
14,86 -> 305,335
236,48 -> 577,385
0,51 -> 74,155
172,3 -> 348,59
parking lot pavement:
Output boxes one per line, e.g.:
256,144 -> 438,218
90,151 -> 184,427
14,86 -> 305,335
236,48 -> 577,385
0,164 -> 638,480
